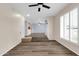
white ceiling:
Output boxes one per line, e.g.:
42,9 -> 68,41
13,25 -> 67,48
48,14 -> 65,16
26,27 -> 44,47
8,3 -> 68,23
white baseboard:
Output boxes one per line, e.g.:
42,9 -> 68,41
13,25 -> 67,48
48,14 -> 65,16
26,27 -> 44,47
0,40 -> 21,56
56,39 -> 79,55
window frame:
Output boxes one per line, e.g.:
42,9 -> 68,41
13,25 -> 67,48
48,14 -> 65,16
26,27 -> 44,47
60,8 -> 79,44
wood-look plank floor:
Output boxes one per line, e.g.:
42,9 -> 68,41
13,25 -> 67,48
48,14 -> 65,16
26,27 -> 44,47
3,41 -> 77,56
3,33 -> 77,56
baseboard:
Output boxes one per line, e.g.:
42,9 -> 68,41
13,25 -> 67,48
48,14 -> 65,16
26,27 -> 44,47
1,40 -> 21,56
56,39 -> 79,55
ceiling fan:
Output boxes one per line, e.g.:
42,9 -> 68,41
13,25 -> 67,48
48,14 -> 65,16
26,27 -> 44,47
28,3 -> 50,12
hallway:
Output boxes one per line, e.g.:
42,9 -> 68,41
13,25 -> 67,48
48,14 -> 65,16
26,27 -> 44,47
4,34 -> 77,56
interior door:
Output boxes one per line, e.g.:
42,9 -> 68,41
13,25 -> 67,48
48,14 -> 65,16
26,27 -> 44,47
70,8 -> 78,43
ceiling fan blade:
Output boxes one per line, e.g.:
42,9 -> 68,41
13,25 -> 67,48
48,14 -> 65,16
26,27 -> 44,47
38,3 -> 43,5
42,5 -> 50,9
29,4 -> 38,7
38,8 -> 41,12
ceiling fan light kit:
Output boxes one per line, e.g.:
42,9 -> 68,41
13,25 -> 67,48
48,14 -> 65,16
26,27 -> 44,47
38,8 -> 41,12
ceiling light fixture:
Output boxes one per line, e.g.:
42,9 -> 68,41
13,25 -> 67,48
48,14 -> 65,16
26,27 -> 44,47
27,14 -> 30,17
13,13 -> 24,20
28,3 -> 50,12
15,14 -> 22,17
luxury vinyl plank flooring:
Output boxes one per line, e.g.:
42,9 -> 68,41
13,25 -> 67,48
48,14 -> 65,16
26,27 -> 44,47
3,33 -> 77,56
3,41 -> 77,56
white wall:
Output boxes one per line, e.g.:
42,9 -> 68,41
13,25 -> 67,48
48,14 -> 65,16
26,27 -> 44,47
54,3 -> 79,55
47,16 -> 55,40
20,17 -> 25,38
25,20 -> 27,36
0,4 -> 25,55
32,23 -> 47,33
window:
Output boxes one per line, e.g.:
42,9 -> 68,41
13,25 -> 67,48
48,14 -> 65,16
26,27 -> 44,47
70,8 -> 78,43
64,13 -> 70,40
60,16 -> 64,38
60,8 -> 78,44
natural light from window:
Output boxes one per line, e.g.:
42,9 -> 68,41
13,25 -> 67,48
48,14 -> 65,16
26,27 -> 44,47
60,8 -> 78,44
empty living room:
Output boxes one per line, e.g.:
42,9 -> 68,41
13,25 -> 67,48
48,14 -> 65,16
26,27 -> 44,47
0,0 -> 79,59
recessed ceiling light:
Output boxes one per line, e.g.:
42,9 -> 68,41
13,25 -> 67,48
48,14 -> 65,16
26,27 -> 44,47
27,14 -> 30,17
16,14 -> 21,17
14,13 -> 22,17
